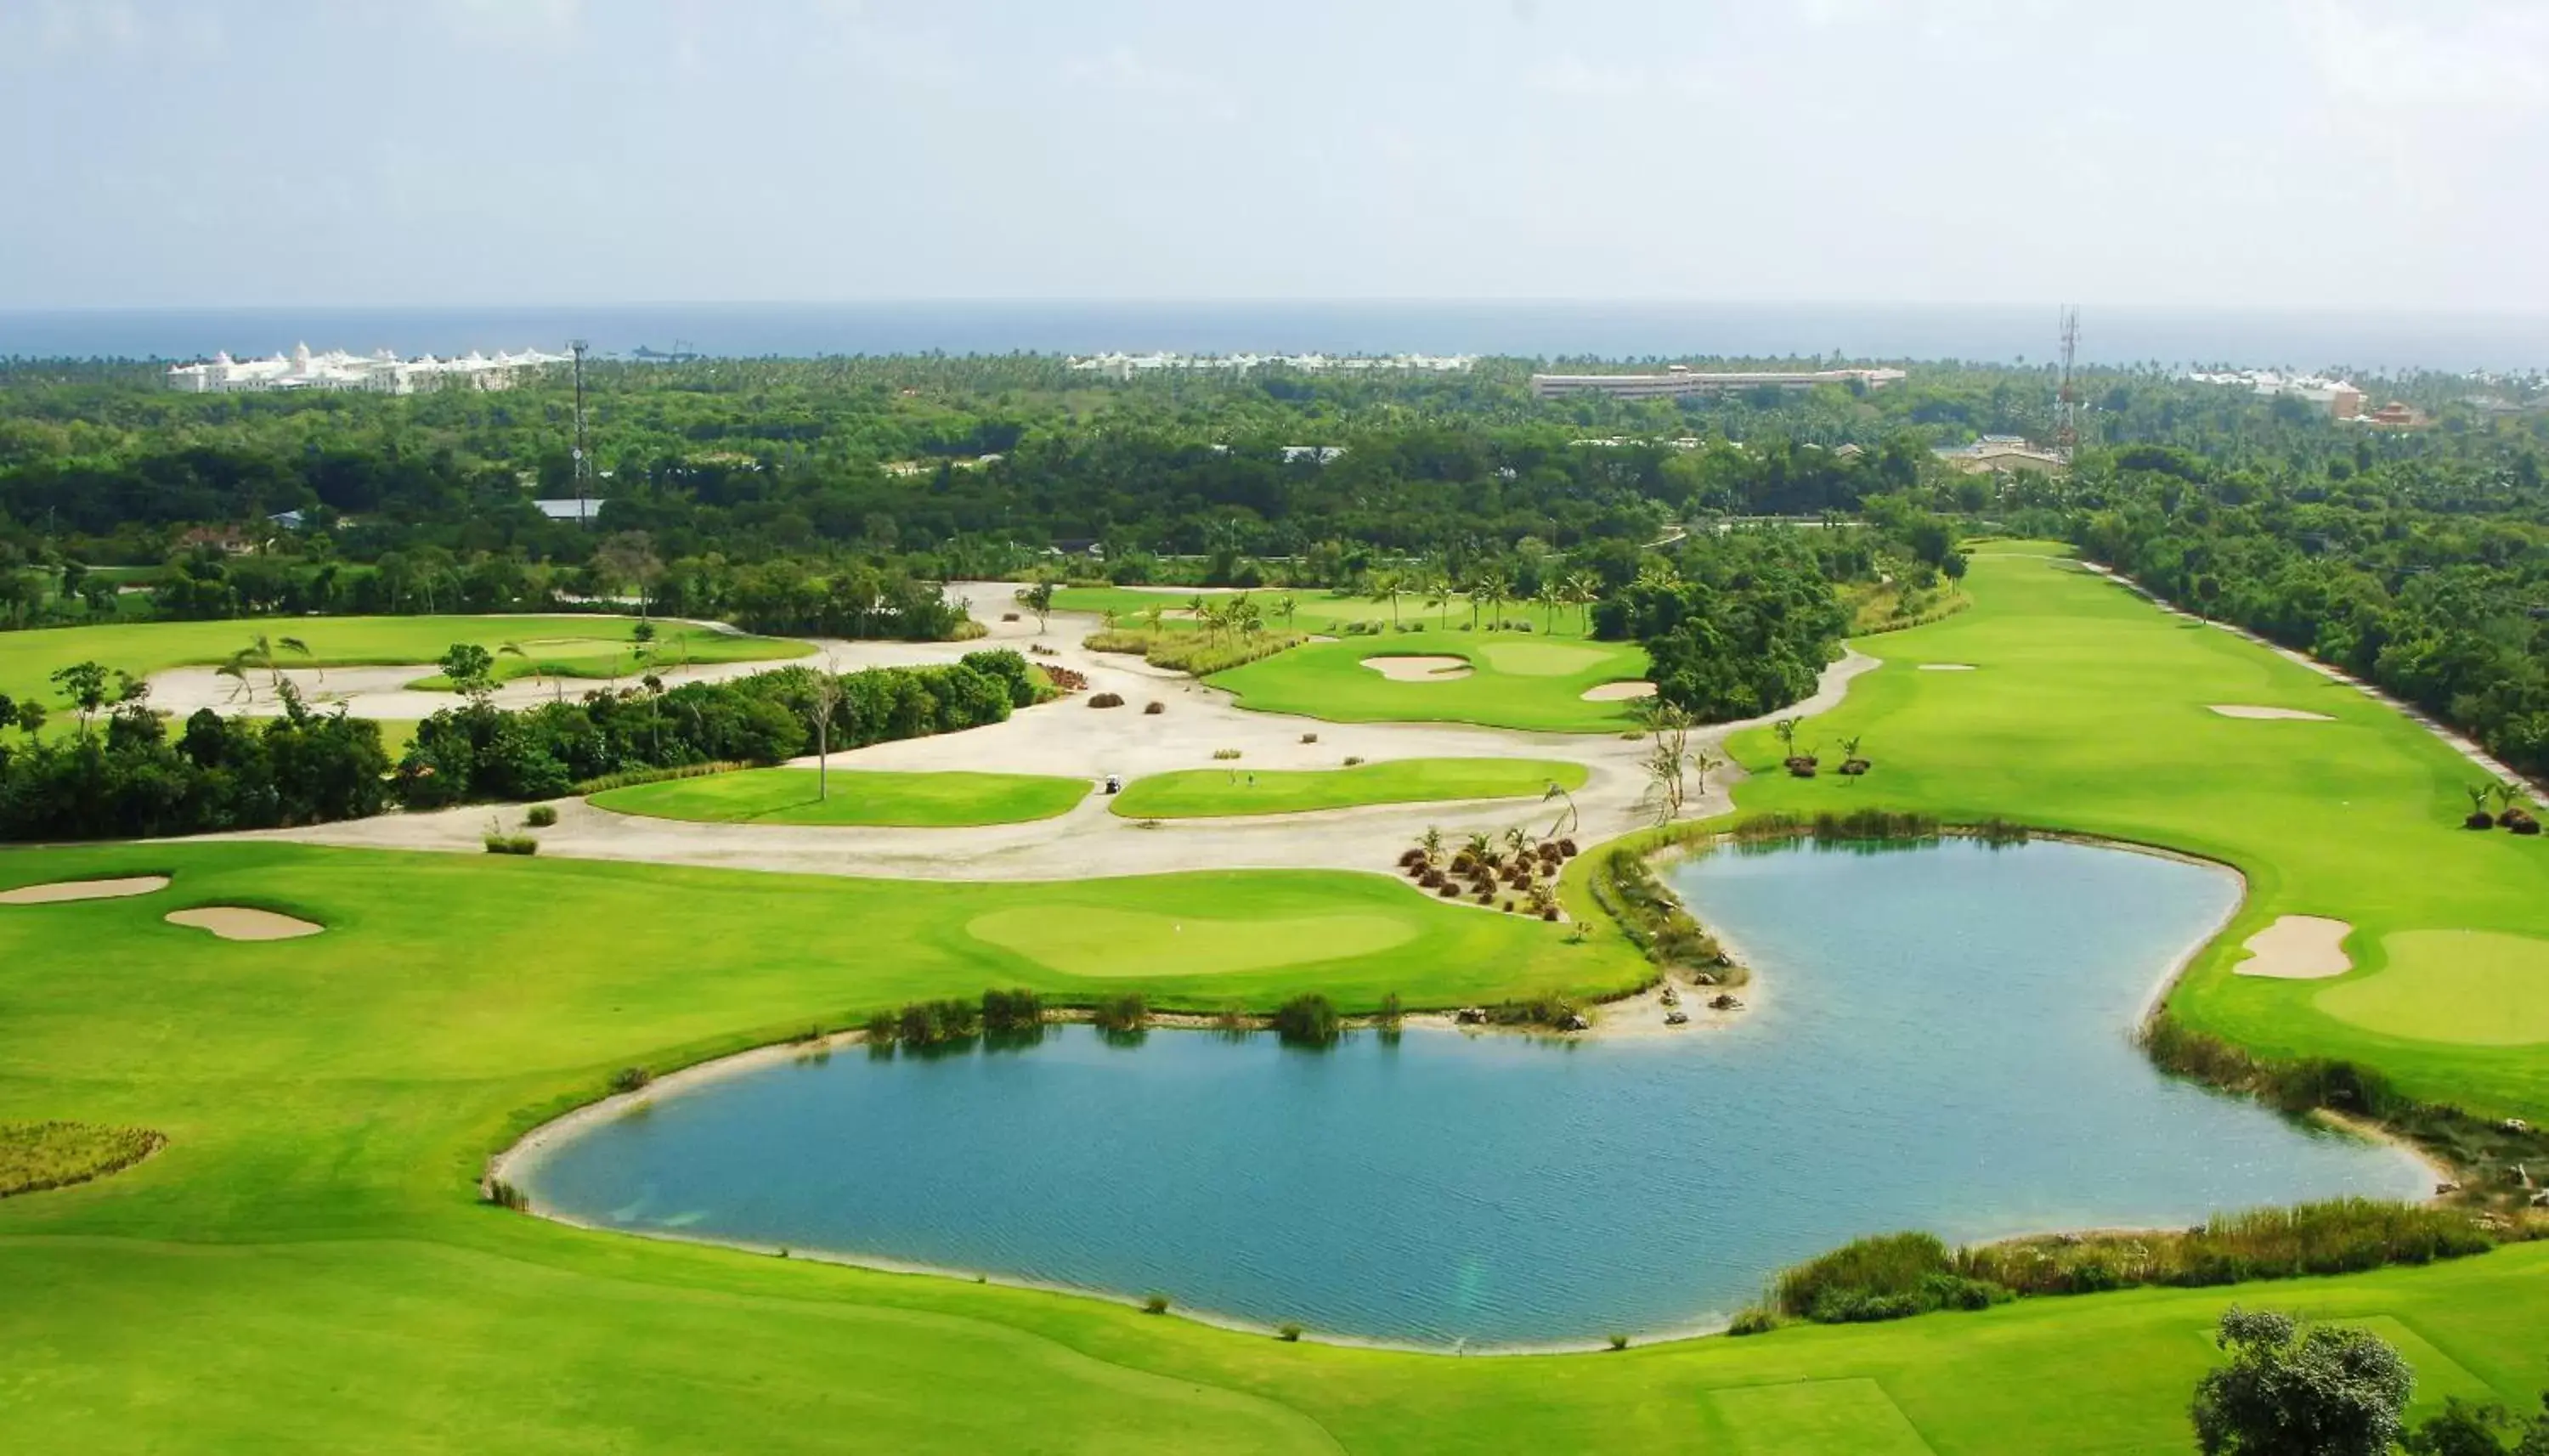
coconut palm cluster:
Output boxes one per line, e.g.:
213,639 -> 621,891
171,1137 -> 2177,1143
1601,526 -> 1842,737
1396,826 -> 1577,919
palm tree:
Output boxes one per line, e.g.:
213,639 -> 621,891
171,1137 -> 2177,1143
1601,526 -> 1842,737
1537,579 -> 1564,632
2466,784 -> 2495,821
1772,716 -> 1802,759
1372,570 -> 1405,629
1503,825 -> 1534,861
1840,734 -> 1863,762
1461,831 -> 1497,867
230,633 -> 314,696
1187,593 -> 1212,641
1418,827 -> 1444,866
216,660 -> 252,704
1274,594 -> 1298,631
1425,571 -> 1453,630
1564,571 -> 1602,634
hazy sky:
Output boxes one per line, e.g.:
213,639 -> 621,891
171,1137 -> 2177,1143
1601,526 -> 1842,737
5,0 -> 2546,311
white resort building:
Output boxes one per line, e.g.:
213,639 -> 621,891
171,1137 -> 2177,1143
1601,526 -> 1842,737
1529,366 -> 1908,400
167,343 -> 568,395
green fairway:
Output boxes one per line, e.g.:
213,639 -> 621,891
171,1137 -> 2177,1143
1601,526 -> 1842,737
591,768 -> 1091,827
1720,545 -> 2549,1120
0,614 -> 810,706
1208,629 -> 1650,732
1112,758 -> 1587,819
2316,930 -> 2549,1046
967,905 -> 1421,976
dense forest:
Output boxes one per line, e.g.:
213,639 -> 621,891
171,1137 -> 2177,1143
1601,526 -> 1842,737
5,349 -> 2548,782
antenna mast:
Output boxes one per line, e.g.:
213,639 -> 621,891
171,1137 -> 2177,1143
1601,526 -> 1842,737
2054,307 -> 2081,460
569,339 -> 591,517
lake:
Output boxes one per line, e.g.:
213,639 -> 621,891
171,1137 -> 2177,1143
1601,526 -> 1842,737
517,838 -> 2427,1349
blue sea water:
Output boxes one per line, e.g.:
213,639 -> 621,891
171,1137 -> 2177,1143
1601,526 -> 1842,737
4,300 -> 2544,372
517,839 -> 2425,1349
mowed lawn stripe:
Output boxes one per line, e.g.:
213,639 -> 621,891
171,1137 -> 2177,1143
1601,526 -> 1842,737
591,768 -> 1093,827
1112,759 -> 1586,819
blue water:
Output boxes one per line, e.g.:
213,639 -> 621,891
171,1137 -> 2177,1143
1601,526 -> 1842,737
520,840 -> 2425,1348
6,301 -> 2544,372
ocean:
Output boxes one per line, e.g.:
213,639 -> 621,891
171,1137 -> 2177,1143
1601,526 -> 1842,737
3,300 -> 2544,373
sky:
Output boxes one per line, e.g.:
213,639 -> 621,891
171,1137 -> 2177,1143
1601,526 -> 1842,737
4,0 -> 2547,313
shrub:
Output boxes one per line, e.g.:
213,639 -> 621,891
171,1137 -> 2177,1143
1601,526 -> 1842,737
1142,1293 -> 1171,1315
523,804 -> 559,827
981,986 -> 1045,1034
1342,755 -> 1365,766
1092,992 -> 1150,1034
1300,732 -> 1319,743
609,1067 -> 652,1094
1144,700 -> 1165,714
483,834 -> 539,855
484,1177 -> 528,1211
1212,748 -> 1241,760
1271,993 -> 1342,1047
1277,1323 -> 1303,1342
863,1007 -> 898,1042
1088,691 -> 1125,708
1607,1334 -> 1630,1352
1725,1307 -> 1778,1337
892,998 -> 981,1047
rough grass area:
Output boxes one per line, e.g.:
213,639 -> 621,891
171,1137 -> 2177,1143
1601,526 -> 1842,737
1111,758 -> 1586,819
1,1120 -> 163,1198
1209,628 -> 1650,732
591,767 -> 1093,827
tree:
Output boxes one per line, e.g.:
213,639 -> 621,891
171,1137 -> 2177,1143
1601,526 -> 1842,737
229,633 -> 314,695
592,532 -> 665,618
1275,594 -> 1298,630
807,657 -> 845,802
2190,1307 -> 2412,1456
50,660 -> 109,739
1373,570 -> 1405,629
438,642 -> 497,702
1941,550 -> 1969,593
1418,826 -> 1444,866
1016,579 -> 1057,633
1639,703 -> 1699,824
1564,571 -> 1602,634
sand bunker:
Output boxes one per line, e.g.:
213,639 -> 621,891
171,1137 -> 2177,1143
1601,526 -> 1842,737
1361,655 -> 1473,682
164,906 -> 324,941
1919,663 -> 1977,672
1580,680 -> 1658,703
0,876 -> 170,906
2234,916 -> 2353,979
2209,704 -> 2332,721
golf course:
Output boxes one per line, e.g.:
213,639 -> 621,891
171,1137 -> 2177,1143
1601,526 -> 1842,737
5,547 -> 2548,1452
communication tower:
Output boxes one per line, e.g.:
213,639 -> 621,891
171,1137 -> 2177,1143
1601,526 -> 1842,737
569,339 -> 592,514
2054,308 -> 2081,460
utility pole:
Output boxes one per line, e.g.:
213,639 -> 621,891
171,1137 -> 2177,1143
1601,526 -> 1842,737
2054,308 -> 2082,461
569,339 -> 591,520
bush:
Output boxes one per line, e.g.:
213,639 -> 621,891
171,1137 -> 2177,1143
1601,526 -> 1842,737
1142,1293 -> 1171,1315
1300,732 -> 1319,743
1088,691 -> 1125,708
1342,755 -> 1365,766
863,1007 -> 898,1042
890,998 -> 981,1047
1092,992 -> 1149,1034
523,804 -> 559,827
1271,993 -> 1342,1047
572,759 -> 750,795
483,834 -> 540,855
1212,748 -> 1241,760
1725,1307 -> 1778,1337
609,1067 -> 652,1094
981,986 -> 1045,1033
484,1177 -> 528,1211
1144,701 -> 1165,714
1276,1323 -> 1303,1342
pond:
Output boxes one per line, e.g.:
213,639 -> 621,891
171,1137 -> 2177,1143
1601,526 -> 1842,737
517,838 -> 2428,1350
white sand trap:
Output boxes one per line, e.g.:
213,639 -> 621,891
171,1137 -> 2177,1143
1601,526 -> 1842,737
1919,663 -> 1977,672
164,906 -> 324,941
0,875 -> 171,905
2235,916 -> 2353,979
1580,680 -> 1658,702
2210,704 -> 2332,721
1361,655 -> 1474,682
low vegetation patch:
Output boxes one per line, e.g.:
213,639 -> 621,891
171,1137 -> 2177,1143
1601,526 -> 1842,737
1771,1199 -> 2495,1326
1087,629 -> 1304,676
1270,992 -> 1342,1047
483,833 -> 540,856
0,1120 -> 165,1198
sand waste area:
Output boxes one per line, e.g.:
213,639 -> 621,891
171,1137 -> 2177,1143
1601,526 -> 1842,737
2234,915 -> 2353,979
1580,681 -> 1657,702
165,907 -> 325,941
0,876 -> 171,905
1361,656 -> 1473,682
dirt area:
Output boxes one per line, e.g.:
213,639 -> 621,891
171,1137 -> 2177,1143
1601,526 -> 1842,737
2234,915 -> 2354,979
2209,704 -> 2333,721
1579,681 -> 1656,702
164,906 -> 325,941
1360,655 -> 1473,682
0,875 -> 171,905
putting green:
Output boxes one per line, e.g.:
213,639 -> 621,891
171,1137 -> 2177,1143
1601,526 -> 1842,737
591,768 -> 1091,827
1211,629 -> 1650,732
965,906 -> 1420,977
1476,641 -> 1610,677
2315,930 -> 2549,1046
1112,759 -> 1586,819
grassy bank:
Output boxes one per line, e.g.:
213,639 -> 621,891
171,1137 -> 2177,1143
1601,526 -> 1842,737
1113,759 -> 1585,819
591,767 -> 1094,827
